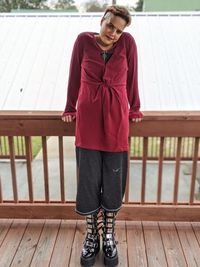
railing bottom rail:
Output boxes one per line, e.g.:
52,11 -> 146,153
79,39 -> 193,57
0,203 -> 200,221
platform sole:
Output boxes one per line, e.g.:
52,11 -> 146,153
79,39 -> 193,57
80,249 -> 100,266
104,253 -> 118,266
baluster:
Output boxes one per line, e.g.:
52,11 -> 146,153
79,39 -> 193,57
0,176 -> 2,202
59,136 -> 65,202
173,137 -> 182,204
8,136 -> 18,202
157,137 -> 164,204
25,136 -> 34,202
141,137 -> 148,204
42,136 -> 49,203
16,136 -> 20,157
21,136 -> 25,157
125,137 -> 131,203
189,137 -> 199,204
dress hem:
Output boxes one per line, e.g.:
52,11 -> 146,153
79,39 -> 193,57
75,142 -> 128,152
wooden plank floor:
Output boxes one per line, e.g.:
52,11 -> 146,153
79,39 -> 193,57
1,220 -> 200,267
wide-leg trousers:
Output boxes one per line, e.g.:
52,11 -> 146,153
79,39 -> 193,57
75,147 -> 128,215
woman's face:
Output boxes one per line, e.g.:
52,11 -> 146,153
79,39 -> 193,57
99,13 -> 127,47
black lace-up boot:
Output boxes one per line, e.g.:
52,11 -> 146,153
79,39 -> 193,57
80,212 -> 100,266
102,210 -> 118,266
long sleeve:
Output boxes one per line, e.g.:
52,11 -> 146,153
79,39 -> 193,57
62,35 -> 83,116
126,35 -> 143,119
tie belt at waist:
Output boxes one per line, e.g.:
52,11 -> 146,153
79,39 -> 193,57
81,80 -> 127,136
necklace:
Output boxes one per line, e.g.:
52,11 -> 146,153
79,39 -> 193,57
101,50 -> 113,63
101,51 -> 108,61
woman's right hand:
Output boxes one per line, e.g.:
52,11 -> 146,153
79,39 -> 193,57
62,114 -> 76,123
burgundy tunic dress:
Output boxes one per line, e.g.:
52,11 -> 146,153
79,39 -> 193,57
63,32 -> 143,152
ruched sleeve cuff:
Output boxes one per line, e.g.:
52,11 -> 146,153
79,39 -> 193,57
129,110 -> 144,119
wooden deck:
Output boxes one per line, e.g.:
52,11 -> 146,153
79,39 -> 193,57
1,219 -> 200,267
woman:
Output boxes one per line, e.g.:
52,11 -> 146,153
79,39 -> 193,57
62,5 -> 143,266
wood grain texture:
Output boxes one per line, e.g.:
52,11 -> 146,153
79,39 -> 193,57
58,136 -> 65,202
143,221 -> 167,267
0,219 -> 13,246
8,136 -> 18,202
157,137 -> 164,204
126,221 -> 147,267
42,136 -> 49,203
115,221 -> 128,267
141,137 -> 148,203
173,137 -> 182,204
176,222 -> 200,267
0,176 -> 2,203
190,137 -> 200,204
1,111 -> 200,137
25,136 -> 34,202
159,222 -> 187,267
0,219 -> 28,267
1,204 -> 200,221
11,220 -> 44,267
0,219 -> 200,266
30,220 -> 60,267
49,220 -> 76,267
69,220 -> 85,267
192,222 -> 200,245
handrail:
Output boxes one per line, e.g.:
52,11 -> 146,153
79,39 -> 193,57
0,111 -> 200,136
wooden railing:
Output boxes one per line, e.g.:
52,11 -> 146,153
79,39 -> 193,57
130,136 -> 200,160
1,135 -> 198,161
0,111 -> 200,221
0,136 -> 28,159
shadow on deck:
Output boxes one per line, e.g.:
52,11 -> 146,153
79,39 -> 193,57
1,219 -> 200,267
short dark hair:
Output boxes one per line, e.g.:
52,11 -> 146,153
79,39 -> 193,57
103,5 -> 132,26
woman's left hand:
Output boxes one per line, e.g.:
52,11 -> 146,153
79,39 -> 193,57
131,118 -> 142,123
129,111 -> 144,123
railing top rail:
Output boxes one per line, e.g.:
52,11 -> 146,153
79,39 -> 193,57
0,111 -> 200,137
0,111 -> 200,120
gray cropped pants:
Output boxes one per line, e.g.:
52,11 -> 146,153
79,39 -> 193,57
75,147 -> 128,215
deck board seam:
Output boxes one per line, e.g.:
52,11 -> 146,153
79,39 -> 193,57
0,219 -> 13,248
174,222 -> 190,267
29,219 -> 46,266
124,221 -> 129,267
158,222 -> 169,267
10,219 -> 29,266
48,219 -> 62,266
191,222 -> 200,248
141,221 -> 149,267
68,219 -> 78,266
